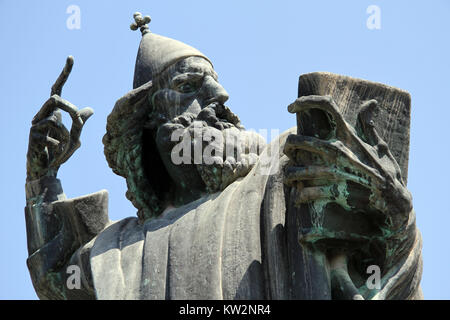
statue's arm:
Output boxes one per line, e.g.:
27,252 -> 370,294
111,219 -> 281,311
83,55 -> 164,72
25,176 -> 109,299
24,57 -> 106,299
24,177 -> 83,299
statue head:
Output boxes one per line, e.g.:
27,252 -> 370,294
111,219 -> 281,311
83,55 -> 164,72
103,14 -> 265,223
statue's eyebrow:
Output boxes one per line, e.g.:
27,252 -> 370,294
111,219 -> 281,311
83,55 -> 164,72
171,72 -> 204,86
170,68 -> 218,86
172,72 -> 203,81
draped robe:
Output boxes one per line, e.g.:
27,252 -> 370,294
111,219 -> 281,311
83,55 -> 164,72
25,128 -> 423,300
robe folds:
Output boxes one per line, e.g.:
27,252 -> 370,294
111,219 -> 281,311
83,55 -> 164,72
25,128 -> 423,300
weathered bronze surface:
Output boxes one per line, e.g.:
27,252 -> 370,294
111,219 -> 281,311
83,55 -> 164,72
24,13 -> 422,300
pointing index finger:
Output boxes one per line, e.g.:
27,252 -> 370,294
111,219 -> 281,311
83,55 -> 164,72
32,56 -> 75,125
51,56 -> 74,97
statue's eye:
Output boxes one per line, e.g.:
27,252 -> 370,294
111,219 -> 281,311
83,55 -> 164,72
178,81 -> 199,93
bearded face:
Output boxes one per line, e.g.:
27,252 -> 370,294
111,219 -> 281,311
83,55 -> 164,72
147,56 -> 266,206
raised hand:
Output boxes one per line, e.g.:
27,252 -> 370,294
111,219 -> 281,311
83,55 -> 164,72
26,56 -> 93,181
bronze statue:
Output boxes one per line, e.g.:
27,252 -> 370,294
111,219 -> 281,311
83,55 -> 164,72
25,13 -> 423,300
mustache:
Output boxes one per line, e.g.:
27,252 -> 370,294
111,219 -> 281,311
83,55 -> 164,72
207,103 -> 242,128
170,103 -> 243,131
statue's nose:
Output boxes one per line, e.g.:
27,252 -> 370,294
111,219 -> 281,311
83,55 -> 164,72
203,76 -> 229,105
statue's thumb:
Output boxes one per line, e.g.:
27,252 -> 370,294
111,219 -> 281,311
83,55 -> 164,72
78,107 -> 94,125
356,100 -> 381,146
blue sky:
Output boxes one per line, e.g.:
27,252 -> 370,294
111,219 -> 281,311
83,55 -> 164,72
1,0 -> 449,299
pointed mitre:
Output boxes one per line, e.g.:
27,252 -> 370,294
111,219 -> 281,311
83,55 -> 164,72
133,19 -> 212,89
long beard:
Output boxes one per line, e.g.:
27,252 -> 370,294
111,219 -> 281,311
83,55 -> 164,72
167,103 -> 266,193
